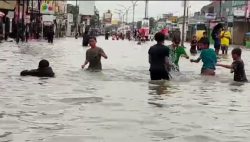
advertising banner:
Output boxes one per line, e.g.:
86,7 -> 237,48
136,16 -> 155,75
205,13 -> 216,20
162,13 -> 173,19
79,1 -> 95,15
111,20 -> 118,25
103,11 -> 112,24
232,7 -> 245,17
40,0 -> 55,15
167,16 -> 178,22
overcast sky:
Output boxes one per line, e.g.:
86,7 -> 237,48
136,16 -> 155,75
68,1 -> 210,22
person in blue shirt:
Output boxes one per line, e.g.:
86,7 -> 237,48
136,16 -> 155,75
212,23 -> 223,55
190,37 -> 217,76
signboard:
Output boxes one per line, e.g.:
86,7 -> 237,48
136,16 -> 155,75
205,13 -> 216,20
111,20 -> 118,25
103,11 -> 112,24
79,1 -> 95,15
42,15 -> 54,22
227,16 -> 234,22
232,1 -> 245,7
233,7 -> 245,17
162,13 -> 173,18
40,0 -> 55,15
167,16 -> 178,22
67,13 -> 73,23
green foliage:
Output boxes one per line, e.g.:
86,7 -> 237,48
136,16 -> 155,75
137,21 -> 142,29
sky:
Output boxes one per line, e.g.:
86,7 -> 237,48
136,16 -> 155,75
68,1 -> 210,22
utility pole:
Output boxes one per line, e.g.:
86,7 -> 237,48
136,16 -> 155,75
16,0 -> 20,43
131,0 -> 138,32
181,0 -> 187,46
75,0 -> 78,39
145,0 -> 148,18
219,0 -> 222,19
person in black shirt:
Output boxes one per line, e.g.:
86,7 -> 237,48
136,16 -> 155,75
216,48 -> 248,82
148,32 -> 171,80
20,60 -> 55,77
190,35 -> 198,54
198,32 -> 209,51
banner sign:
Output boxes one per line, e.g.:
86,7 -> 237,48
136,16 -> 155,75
40,0 -> 55,15
103,11 -> 112,24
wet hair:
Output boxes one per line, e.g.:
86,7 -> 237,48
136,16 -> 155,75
89,36 -> 97,41
212,23 -> 223,34
231,48 -> 241,56
154,32 -> 165,42
39,60 -> 49,68
193,35 -> 196,38
203,32 -> 207,35
199,37 -> 210,47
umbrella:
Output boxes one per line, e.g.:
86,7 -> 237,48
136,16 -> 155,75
0,12 -> 5,17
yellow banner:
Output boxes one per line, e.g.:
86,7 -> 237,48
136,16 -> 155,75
111,20 -> 118,25
167,16 -> 178,22
40,0 -> 55,14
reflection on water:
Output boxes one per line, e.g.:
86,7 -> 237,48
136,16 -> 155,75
0,38 -> 250,142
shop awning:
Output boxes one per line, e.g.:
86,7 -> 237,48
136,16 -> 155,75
0,1 -> 16,10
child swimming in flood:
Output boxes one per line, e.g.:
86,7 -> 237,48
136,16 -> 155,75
168,37 -> 189,71
216,48 -> 248,82
190,37 -> 217,76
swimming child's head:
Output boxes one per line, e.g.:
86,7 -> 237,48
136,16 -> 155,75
199,37 -> 210,49
203,32 -> 207,37
38,60 -> 49,69
154,32 -> 165,43
231,48 -> 241,60
89,36 -> 97,47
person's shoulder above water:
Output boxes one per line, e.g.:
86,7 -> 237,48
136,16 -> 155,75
20,60 -> 55,77
20,67 -> 55,77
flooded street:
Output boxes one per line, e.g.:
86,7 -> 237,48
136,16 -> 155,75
0,37 -> 250,142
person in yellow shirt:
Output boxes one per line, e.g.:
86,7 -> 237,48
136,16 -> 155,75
220,25 -> 231,55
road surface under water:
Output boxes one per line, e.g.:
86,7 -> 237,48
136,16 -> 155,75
0,37 -> 250,142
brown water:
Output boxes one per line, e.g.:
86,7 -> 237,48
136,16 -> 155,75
0,37 -> 250,142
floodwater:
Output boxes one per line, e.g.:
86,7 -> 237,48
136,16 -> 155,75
0,37 -> 250,142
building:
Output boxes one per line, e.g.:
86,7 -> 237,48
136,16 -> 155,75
200,0 -> 250,45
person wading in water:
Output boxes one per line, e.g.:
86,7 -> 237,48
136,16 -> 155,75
148,32 -> 171,80
81,37 -> 108,71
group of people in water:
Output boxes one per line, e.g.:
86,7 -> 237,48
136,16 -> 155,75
148,27 -> 247,82
20,24 -> 247,83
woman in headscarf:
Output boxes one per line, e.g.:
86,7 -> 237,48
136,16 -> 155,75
212,23 -> 223,55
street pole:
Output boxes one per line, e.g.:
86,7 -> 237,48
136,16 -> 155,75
145,0 -> 148,18
21,0 -> 25,42
219,0 -> 222,19
30,0 -> 33,39
131,0 -> 138,32
181,0 -> 187,46
75,0 -> 78,39
117,4 -> 132,24
16,0 -> 20,44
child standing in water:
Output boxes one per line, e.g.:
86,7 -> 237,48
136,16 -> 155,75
168,37 -> 189,71
216,48 -> 248,82
190,37 -> 217,76
190,35 -> 198,55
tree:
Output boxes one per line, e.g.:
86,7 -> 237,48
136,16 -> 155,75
67,4 -> 78,23
90,6 -> 100,28
137,21 -> 142,29
149,17 -> 155,31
